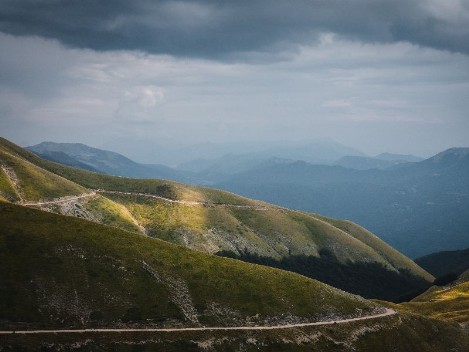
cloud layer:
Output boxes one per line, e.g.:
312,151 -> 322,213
1,31 -> 468,160
1,0 -> 468,58
0,1 -> 468,161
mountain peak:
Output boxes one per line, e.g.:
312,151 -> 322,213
428,147 -> 469,162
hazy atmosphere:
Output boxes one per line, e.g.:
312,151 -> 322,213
2,2 -> 469,349
1,0 -> 469,161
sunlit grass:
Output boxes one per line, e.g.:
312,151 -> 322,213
0,166 -> 19,201
399,277 -> 469,324
0,149 -> 85,201
83,196 -> 143,234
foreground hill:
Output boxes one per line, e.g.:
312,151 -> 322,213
0,137 -> 433,301
215,148 -> 469,258
415,248 -> 469,277
0,202 -> 378,329
0,203 -> 467,352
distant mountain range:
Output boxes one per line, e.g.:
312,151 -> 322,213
26,140 -> 469,258
99,138 -> 368,165
215,148 -> 469,258
334,153 -> 423,170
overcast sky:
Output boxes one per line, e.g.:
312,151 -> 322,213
1,0 -> 469,160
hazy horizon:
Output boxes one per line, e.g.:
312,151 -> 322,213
1,1 -> 468,161
21,137 -> 466,166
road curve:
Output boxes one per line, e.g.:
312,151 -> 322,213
0,309 -> 396,335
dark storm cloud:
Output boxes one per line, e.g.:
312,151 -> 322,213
0,0 -> 468,58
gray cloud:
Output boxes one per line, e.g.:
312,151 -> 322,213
1,32 -> 468,159
0,0 -> 468,59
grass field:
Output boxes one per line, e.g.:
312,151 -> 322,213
0,201 -> 377,329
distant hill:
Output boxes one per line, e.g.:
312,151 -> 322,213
215,148 -> 469,258
415,248 -> 469,277
32,149 -> 98,172
177,154 -> 292,185
334,156 -> 401,170
0,137 -> 433,301
375,152 -> 424,163
334,153 -> 423,170
255,139 -> 367,164
27,142 -> 189,181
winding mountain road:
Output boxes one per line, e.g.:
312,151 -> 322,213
18,189 -> 268,210
0,308 -> 396,335
95,189 -> 269,210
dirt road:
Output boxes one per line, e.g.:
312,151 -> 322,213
0,308 -> 396,335
95,189 -> 269,210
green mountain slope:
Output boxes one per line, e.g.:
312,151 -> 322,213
0,148 -> 85,201
399,270 -> 469,324
0,137 -> 433,300
1,202 -> 468,352
0,166 -> 19,201
0,202 -> 377,329
311,215 -> 431,280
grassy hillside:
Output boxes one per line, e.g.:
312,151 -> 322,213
0,137 -> 433,300
398,270 -> 469,324
0,148 -> 85,201
80,196 -> 145,234
0,166 -> 19,201
0,201 -> 377,329
314,216 -> 432,281
1,202 -> 468,351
